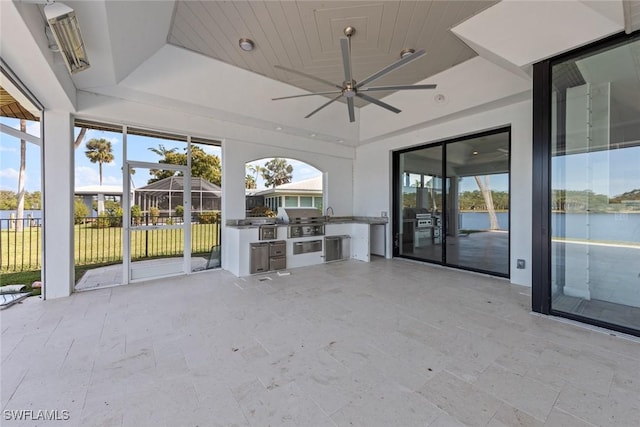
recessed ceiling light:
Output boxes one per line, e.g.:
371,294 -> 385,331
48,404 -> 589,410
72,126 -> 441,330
472,150 -> 479,155
400,48 -> 415,59
310,133 -> 316,137
338,139 -> 344,143
275,126 -> 282,131
239,38 -> 255,52
434,93 -> 446,103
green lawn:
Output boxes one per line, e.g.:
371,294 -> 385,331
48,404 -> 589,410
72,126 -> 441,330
0,263 -> 122,294
1,223 -> 220,272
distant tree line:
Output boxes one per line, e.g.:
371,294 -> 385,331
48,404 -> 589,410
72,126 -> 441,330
0,191 -> 41,211
553,189 -> 640,212
459,190 -> 509,211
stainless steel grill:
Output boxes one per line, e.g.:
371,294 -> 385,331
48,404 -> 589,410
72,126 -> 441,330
278,208 -> 325,238
277,208 -> 324,224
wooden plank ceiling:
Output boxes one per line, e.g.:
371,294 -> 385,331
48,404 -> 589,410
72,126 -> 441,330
0,86 -> 38,121
168,1 -> 497,107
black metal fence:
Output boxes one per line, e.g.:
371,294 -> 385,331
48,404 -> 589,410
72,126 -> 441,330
0,217 -> 42,272
1,215 -> 221,272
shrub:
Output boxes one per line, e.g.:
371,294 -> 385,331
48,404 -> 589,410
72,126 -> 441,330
249,206 -> 276,218
131,205 -> 142,226
95,212 -> 111,228
149,206 -> 160,225
198,211 -> 220,224
175,205 -> 184,218
74,199 -> 90,224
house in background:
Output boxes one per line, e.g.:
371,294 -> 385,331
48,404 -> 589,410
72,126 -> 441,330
74,185 -> 128,217
134,176 -> 221,216
255,175 -> 323,213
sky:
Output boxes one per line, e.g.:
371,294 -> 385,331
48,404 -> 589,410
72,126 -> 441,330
0,117 -> 320,193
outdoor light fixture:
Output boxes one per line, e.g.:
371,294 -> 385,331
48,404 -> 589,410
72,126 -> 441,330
44,1 -> 90,74
239,38 -> 255,52
400,48 -> 415,59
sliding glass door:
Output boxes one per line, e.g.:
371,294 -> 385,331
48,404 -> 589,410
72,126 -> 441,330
393,128 -> 510,277
546,34 -> 640,333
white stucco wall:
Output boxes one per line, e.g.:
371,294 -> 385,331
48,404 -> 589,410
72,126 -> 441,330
354,99 -> 533,287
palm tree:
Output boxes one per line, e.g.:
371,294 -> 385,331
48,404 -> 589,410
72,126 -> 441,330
245,175 -> 257,189
74,127 -> 87,148
474,175 -> 499,230
85,138 -> 114,185
148,144 -> 177,157
247,163 -> 265,186
85,138 -> 114,214
16,119 -> 26,232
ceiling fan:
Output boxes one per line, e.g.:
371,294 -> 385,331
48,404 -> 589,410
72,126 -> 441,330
272,26 -> 437,123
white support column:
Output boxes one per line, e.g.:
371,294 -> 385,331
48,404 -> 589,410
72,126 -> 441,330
42,110 -> 74,299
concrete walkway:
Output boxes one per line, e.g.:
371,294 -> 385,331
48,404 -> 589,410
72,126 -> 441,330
75,257 -> 209,291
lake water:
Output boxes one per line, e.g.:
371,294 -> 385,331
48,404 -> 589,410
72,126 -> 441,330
0,210 -> 42,229
460,211 -> 640,244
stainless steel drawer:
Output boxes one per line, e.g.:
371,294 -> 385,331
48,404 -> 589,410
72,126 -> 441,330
293,240 -> 322,255
269,240 -> 286,257
269,256 -> 286,271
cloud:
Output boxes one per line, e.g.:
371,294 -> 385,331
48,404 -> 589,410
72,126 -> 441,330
75,166 -> 100,186
75,166 -> 122,187
0,168 -> 19,179
102,175 -> 121,185
0,168 -> 19,190
26,122 -> 41,137
82,129 -> 122,146
198,144 -> 221,155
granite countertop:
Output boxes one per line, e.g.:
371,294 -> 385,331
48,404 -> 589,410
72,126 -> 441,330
322,216 -> 389,225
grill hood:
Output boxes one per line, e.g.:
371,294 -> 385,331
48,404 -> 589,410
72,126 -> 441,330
277,207 -> 323,224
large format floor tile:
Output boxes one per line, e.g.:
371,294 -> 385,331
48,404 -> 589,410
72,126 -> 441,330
1,258 -> 638,426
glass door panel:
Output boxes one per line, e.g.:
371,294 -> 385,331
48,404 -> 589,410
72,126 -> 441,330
124,161 -> 190,282
445,134 -> 510,275
550,36 -> 640,331
397,145 -> 443,263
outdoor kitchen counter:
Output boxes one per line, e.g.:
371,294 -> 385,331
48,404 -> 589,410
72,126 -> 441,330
324,216 -> 388,225
225,217 -> 387,276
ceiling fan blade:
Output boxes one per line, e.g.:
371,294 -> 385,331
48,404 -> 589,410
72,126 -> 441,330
274,65 -> 342,89
356,93 -> 401,114
272,91 -> 342,101
360,84 -> 437,92
340,38 -> 353,84
347,97 -> 355,122
304,93 -> 343,119
356,49 -> 426,89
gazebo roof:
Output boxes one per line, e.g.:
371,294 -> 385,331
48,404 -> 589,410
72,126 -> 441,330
136,176 -> 221,198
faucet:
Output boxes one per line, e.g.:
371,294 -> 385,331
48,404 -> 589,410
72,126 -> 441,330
325,206 -> 334,218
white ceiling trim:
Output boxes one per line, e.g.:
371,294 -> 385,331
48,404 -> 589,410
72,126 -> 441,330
359,56 -> 532,141
452,0 -> 624,68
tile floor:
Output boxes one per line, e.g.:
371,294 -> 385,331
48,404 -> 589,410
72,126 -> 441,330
2,258 -> 639,426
